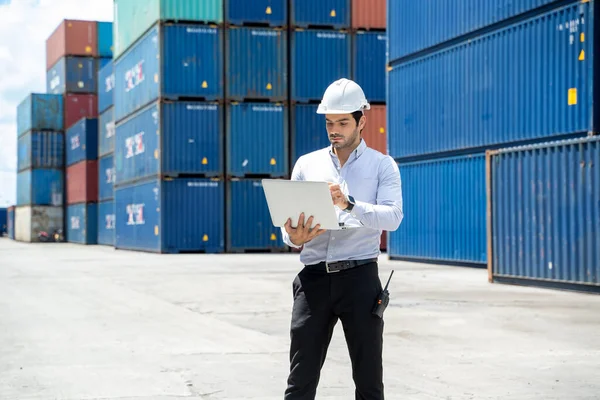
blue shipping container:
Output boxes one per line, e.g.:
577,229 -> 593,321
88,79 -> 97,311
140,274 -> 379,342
291,29 -> 351,102
0,208 -> 6,235
227,102 -> 288,177
488,137 -> 600,290
227,179 -> 285,251
389,0 -> 564,62
114,177 -> 225,253
97,21 -> 113,57
46,56 -> 97,95
17,131 -> 64,172
115,101 -> 223,185
98,60 -> 115,114
98,107 -> 115,157
66,118 -> 99,166
226,0 -> 287,26
114,23 -> 224,123
388,154 -> 486,265
99,154 -> 115,201
97,200 -> 115,246
16,169 -> 64,206
388,2 -> 597,159
353,31 -> 387,103
67,203 -> 98,244
291,0 -> 349,28
226,27 -> 287,101
7,207 -> 15,240
291,104 -> 330,165
17,93 -> 64,136
97,57 -> 112,72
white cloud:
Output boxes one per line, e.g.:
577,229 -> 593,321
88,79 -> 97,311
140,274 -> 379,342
0,0 -> 113,207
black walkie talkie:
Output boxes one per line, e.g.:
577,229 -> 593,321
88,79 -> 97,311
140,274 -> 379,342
372,270 -> 394,318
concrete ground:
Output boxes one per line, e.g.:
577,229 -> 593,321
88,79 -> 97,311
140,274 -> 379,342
0,238 -> 599,400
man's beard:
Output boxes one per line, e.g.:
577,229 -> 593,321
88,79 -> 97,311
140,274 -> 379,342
330,129 -> 359,149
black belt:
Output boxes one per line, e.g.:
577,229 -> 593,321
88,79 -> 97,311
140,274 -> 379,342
307,258 -> 377,274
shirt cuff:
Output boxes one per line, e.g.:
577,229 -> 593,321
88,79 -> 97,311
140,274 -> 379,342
348,200 -> 372,222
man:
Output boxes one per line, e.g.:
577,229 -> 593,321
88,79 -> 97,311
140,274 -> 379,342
281,78 -> 404,400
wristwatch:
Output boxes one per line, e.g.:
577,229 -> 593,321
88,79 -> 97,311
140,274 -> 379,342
344,195 -> 355,212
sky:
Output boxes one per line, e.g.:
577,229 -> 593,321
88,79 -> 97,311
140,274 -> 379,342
0,0 -> 113,207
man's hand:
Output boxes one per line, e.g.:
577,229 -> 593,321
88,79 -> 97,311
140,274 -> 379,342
284,213 -> 326,247
328,183 -> 349,209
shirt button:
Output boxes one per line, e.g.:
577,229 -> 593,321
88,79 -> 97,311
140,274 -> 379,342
331,237 -> 335,241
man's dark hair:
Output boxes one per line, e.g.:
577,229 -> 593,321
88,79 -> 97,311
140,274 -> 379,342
352,111 -> 364,132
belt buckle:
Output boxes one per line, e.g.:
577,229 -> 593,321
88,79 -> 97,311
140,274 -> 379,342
325,262 -> 340,273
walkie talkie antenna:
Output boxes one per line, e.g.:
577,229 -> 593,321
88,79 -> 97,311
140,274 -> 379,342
383,270 -> 394,291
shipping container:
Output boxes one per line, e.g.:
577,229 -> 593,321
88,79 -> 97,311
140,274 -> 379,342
97,200 -> 115,246
388,154 -> 486,265
16,169 -> 64,207
487,137 -> 600,292
226,0 -> 287,27
7,206 -> 15,240
97,58 -> 112,75
98,107 -> 115,157
98,154 -> 115,201
291,29 -> 351,102
46,56 -> 97,95
0,208 -> 6,235
17,93 -> 64,136
97,21 -> 113,57
352,0 -> 386,30
46,19 -> 97,70
363,104 -> 387,154
66,160 -> 98,204
114,177 -> 225,253
114,23 -> 224,123
226,102 -> 288,177
115,101 -> 224,185
291,0 -> 349,28
66,118 -> 99,166
17,131 -> 64,172
388,2 -> 597,160
65,94 -> 97,130
97,60 -> 115,114
291,104 -> 330,165
66,203 -> 98,244
225,27 -> 287,101
226,179 -> 286,251
113,0 -> 223,59
388,0 -> 567,62
14,206 -> 63,243
353,31 -> 386,103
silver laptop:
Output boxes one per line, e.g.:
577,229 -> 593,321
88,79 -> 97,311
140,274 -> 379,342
262,179 -> 358,231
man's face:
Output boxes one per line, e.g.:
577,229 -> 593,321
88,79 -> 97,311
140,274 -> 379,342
325,113 -> 365,150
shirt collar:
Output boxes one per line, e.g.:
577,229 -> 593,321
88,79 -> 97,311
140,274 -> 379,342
329,139 -> 368,160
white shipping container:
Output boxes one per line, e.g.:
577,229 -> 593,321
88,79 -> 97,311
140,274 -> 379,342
15,206 -> 63,242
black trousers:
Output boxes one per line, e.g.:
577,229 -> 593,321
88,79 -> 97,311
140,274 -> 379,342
284,261 -> 385,400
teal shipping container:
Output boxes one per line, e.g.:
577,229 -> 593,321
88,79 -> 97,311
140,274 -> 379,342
66,203 -> 98,245
17,131 -> 64,172
97,200 -> 115,246
17,93 -> 64,136
97,21 -> 113,57
17,169 -> 64,207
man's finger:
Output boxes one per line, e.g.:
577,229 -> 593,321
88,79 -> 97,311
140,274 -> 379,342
284,218 -> 295,235
297,212 -> 305,229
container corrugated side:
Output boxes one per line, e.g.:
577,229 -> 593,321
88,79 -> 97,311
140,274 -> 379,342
66,203 -> 98,244
97,21 -> 113,58
114,24 -> 224,123
45,19 -> 97,70
352,0 -> 386,30
14,206 -> 63,243
226,102 -> 288,177
17,93 -> 64,136
0,208 -> 6,235
291,0 -> 350,28
291,29 -> 351,102
487,137 -> 600,291
227,179 -> 286,251
226,27 -> 287,101
114,177 -> 225,253
46,56 -> 97,95
98,107 -> 115,157
353,31 -> 386,103
226,0 -> 287,27
66,118 -> 99,166
98,154 -> 115,201
65,94 -> 97,130
388,154 -> 487,265
388,2 -> 596,160
98,61 -> 115,114
66,160 -> 98,205
113,0 -> 223,59
388,0 -> 564,62
17,131 -> 64,172
115,101 -> 224,186
16,169 -> 64,207
291,104 -> 330,166
7,206 -> 15,240
97,200 -> 115,246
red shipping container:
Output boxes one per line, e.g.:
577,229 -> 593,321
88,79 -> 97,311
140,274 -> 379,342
46,19 -> 97,70
363,104 -> 387,154
65,94 -> 97,131
66,160 -> 98,204
352,0 -> 386,30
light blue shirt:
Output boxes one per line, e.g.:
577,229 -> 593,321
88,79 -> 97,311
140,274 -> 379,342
281,139 -> 404,265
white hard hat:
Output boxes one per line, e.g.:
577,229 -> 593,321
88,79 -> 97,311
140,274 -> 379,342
316,78 -> 370,114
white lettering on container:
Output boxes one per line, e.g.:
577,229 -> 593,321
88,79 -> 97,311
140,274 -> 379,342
251,30 -> 279,37
125,131 -> 145,159
124,60 -> 145,92
105,73 -> 115,93
186,27 -> 217,34
187,182 -> 219,187
105,214 -> 115,229
71,135 -> 80,150
71,216 -> 80,230
316,32 -> 346,39
186,104 -> 218,111
126,203 -> 145,225
252,106 -> 283,112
